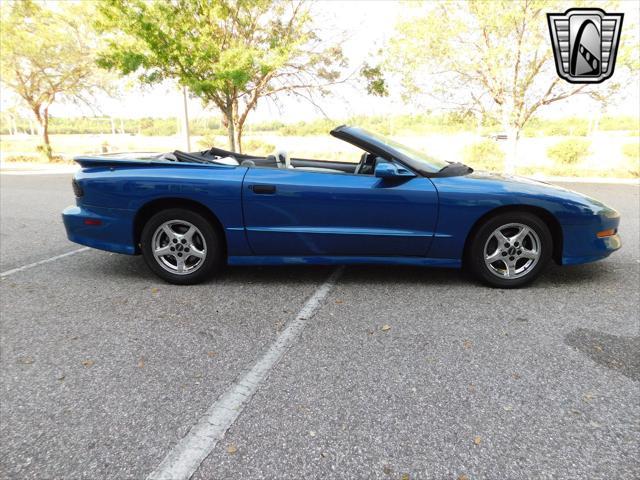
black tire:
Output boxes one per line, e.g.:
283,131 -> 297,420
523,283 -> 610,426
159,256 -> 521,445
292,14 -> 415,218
140,208 -> 223,285
468,211 -> 552,288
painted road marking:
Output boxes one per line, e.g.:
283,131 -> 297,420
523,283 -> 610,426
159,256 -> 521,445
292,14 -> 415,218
146,267 -> 344,480
0,166 -> 79,175
0,247 -> 90,278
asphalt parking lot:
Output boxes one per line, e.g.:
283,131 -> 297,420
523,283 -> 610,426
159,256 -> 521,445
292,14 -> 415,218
1,172 -> 638,480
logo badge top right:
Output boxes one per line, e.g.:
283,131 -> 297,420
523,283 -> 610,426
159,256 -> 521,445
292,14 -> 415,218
547,8 -> 624,84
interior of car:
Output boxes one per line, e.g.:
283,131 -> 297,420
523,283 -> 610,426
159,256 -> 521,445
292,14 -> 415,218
169,147 -> 382,176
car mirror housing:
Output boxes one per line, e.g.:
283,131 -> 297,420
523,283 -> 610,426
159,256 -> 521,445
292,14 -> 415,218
374,161 -> 416,179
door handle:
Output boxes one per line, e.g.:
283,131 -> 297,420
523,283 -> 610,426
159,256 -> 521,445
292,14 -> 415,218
250,184 -> 276,194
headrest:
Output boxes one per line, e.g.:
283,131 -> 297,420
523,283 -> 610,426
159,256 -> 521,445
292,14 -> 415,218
275,150 -> 290,169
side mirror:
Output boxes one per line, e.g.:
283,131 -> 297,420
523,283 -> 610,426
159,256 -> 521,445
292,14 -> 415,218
374,161 -> 416,179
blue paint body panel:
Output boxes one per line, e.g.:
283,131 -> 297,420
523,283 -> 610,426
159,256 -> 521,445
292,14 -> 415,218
428,171 -> 621,264
242,168 -> 438,256
228,255 -> 460,268
62,152 -> 621,271
62,205 -> 137,255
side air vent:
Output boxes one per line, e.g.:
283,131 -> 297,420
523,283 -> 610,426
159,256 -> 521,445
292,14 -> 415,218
72,178 -> 84,197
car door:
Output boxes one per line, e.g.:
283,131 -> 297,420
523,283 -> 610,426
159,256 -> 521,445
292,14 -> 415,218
241,167 -> 438,257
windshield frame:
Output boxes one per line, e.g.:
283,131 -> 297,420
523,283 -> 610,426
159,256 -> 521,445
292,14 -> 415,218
331,126 -> 451,175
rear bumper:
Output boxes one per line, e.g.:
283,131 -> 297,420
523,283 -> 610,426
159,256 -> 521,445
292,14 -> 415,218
62,205 -> 137,255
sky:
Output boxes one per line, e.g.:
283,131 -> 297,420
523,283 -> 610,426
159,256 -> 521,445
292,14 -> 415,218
3,1 -> 639,123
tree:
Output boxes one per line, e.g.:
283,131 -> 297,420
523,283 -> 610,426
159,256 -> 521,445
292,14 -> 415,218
365,1 -> 638,172
95,0 -> 346,153
0,1 -> 108,160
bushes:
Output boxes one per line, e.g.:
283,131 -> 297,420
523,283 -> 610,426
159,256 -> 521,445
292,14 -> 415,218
241,138 -> 275,155
600,116 -> 640,132
547,138 -> 591,165
463,139 -> 505,169
523,117 -> 589,137
196,134 -> 274,155
197,133 -> 221,150
2,113 -> 638,137
622,142 -> 640,177
279,118 -> 334,136
622,142 -> 639,162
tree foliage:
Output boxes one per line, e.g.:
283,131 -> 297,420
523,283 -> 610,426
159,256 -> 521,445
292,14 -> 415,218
95,0 -> 346,152
366,0 -> 639,170
0,0 -> 108,159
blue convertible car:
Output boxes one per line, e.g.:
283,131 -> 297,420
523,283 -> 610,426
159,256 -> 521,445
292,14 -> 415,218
62,126 -> 621,287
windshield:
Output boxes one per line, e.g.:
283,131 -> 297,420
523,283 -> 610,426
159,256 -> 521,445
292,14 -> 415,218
343,127 -> 450,173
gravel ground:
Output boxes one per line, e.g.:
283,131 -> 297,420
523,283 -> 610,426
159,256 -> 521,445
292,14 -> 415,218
1,174 -> 638,479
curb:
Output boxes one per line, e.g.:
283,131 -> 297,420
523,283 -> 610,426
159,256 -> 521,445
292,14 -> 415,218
530,175 -> 639,185
0,165 -> 79,175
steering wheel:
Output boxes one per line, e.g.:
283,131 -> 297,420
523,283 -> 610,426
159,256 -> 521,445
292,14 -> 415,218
355,153 -> 375,175
356,153 -> 377,175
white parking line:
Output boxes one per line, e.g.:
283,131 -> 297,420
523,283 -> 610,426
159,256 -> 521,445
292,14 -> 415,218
146,266 -> 344,480
0,247 -> 90,278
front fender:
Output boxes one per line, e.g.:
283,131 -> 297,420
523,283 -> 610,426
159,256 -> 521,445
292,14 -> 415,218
427,173 -> 620,262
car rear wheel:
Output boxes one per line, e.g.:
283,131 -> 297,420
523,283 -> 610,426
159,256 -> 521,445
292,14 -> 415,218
140,208 -> 223,285
469,212 -> 552,288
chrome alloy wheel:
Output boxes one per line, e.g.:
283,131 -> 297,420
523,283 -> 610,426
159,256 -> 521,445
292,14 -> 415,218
151,220 -> 207,275
483,223 -> 541,279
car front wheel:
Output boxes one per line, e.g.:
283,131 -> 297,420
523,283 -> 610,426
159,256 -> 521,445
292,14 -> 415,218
140,208 -> 222,285
469,212 -> 552,288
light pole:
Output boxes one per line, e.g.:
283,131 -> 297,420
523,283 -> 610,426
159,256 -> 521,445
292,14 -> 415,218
181,86 -> 191,151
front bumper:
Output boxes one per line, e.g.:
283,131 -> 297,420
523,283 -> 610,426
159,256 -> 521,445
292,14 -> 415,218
561,232 -> 621,265
561,212 -> 621,265
62,205 -> 137,255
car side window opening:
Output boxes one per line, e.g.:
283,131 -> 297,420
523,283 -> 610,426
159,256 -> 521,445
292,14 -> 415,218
239,142 -> 371,176
199,133 -> 411,177
242,149 -> 403,177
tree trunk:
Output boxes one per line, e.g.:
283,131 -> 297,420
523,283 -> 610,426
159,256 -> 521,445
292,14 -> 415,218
500,103 -> 519,174
504,127 -> 519,175
8,114 -> 16,136
42,106 -> 51,158
222,111 -> 236,152
233,123 -> 243,154
226,119 -> 236,152
33,106 -> 53,161
222,95 -> 245,152
221,96 -> 237,152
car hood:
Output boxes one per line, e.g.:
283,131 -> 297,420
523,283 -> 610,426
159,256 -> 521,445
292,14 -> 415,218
457,170 -> 618,217
468,170 -> 570,192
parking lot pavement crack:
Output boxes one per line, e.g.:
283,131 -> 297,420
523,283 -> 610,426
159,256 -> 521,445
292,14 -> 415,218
145,267 -> 343,480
